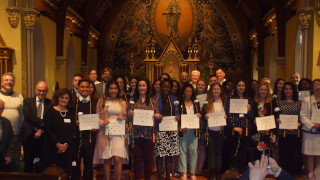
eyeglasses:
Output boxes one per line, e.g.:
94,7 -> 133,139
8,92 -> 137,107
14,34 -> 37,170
314,85 -> 320,88
37,89 -> 48,92
59,96 -> 69,100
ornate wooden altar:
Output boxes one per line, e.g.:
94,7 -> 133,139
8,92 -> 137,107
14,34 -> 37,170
144,36 -> 199,83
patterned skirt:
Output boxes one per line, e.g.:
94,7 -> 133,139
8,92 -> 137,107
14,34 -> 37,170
154,131 -> 180,157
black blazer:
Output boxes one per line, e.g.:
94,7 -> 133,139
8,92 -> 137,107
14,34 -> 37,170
178,100 -> 200,137
0,117 -> 15,160
20,96 -> 52,143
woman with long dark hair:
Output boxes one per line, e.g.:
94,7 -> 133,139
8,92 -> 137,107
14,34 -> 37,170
93,81 -> 128,180
152,79 -> 161,101
225,80 -> 255,174
272,78 -> 285,99
276,82 -> 302,175
128,79 -> 161,180
116,75 -> 128,104
178,84 -> 201,180
203,82 -> 226,180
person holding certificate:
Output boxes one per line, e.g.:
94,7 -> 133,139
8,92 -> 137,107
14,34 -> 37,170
203,82 -> 226,180
154,79 -> 180,180
253,83 -> 276,159
128,78 -> 161,180
93,81 -> 128,180
72,79 -> 98,180
195,79 -> 207,176
41,88 -> 75,177
178,84 -> 201,180
300,79 -> 320,179
276,82 -> 301,175
225,79 -> 255,174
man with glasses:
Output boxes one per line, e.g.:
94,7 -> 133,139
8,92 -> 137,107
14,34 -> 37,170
20,81 -> 51,172
0,72 -> 23,171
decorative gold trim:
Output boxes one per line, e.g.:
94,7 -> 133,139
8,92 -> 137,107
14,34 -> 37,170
6,6 -> 20,29
315,8 -> 320,27
22,8 -> 39,30
297,8 -> 312,28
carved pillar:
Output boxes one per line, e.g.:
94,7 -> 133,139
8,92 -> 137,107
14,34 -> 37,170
145,60 -> 157,84
256,67 -> 265,81
297,8 -> 312,78
22,8 -> 39,97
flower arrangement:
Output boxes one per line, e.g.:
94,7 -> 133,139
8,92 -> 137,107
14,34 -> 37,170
253,134 -> 277,151
274,107 -> 280,112
272,94 -> 277,99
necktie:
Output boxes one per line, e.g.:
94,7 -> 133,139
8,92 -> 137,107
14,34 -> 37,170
37,102 -> 42,119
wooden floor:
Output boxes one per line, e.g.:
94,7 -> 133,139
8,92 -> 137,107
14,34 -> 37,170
93,169 -> 308,180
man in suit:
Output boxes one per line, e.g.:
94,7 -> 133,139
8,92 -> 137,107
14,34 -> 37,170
88,69 -> 100,85
216,68 -> 226,84
96,67 -> 112,97
20,81 -> 51,173
0,99 -> 16,172
71,74 -> 83,99
72,79 -> 97,180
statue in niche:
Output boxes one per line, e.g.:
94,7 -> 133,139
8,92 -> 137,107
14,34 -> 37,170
163,0 -> 181,38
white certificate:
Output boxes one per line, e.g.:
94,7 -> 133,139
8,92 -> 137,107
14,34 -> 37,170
159,116 -> 178,131
256,115 -> 276,131
133,109 -> 154,127
207,112 -> 226,127
196,94 -> 207,108
105,116 -> 126,135
299,91 -> 310,101
229,99 -> 248,114
78,114 -> 99,131
181,114 -> 199,129
279,115 -> 298,129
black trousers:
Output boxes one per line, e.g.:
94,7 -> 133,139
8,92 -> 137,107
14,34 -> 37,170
72,141 -> 95,180
230,133 -> 249,173
23,131 -> 43,173
278,134 -> 298,176
208,130 -> 223,169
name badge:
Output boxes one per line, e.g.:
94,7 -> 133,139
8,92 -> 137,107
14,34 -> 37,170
64,119 -> 71,123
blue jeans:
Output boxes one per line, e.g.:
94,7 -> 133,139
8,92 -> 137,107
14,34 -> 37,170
178,130 -> 198,174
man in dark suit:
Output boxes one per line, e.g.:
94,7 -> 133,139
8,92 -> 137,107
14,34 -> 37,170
96,67 -> 112,97
70,74 -> 83,101
20,81 -> 51,173
0,99 -> 16,172
72,79 -> 97,180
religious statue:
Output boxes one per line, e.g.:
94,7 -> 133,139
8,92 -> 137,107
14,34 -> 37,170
163,0 -> 181,38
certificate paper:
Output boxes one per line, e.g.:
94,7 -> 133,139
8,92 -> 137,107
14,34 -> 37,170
105,117 -> 126,135
279,115 -> 298,129
207,112 -> 226,127
159,116 -> 178,131
196,94 -> 207,108
229,99 -> 248,114
256,115 -> 276,131
133,109 -> 154,127
78,114 -> 99,131
181,114 -> 199,129
298,91 -> 310,101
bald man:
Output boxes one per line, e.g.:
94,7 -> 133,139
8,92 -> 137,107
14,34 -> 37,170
20,81 -> 52,172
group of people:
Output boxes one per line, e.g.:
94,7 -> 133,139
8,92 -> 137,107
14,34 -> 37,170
0,67 -> 319,180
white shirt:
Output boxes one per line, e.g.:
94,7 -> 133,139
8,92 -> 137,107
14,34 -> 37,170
73,88 -> 80,97
186,104 -> 194,115
209,102 -> 225,131
79,95 -> 91,103
36,96 -> 44,119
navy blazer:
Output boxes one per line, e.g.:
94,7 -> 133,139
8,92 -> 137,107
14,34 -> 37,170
20,96 -> 51,143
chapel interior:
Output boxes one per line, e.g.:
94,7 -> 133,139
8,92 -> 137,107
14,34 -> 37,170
0,0 -> 318,102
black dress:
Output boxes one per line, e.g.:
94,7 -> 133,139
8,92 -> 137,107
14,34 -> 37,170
41,108 -> 75,176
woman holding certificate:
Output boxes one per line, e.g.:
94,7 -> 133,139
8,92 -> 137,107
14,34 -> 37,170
128,78 -> 161,180
203,82 -> 226,180
178,84 -> 201,180
41,88 -> 75,176
225,80 -> 255,174
276,82 -> 301,176
300,79 -> 320,179
154,79 -> 180,180
253,83 -> 276,159
93,81 -> 128,180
